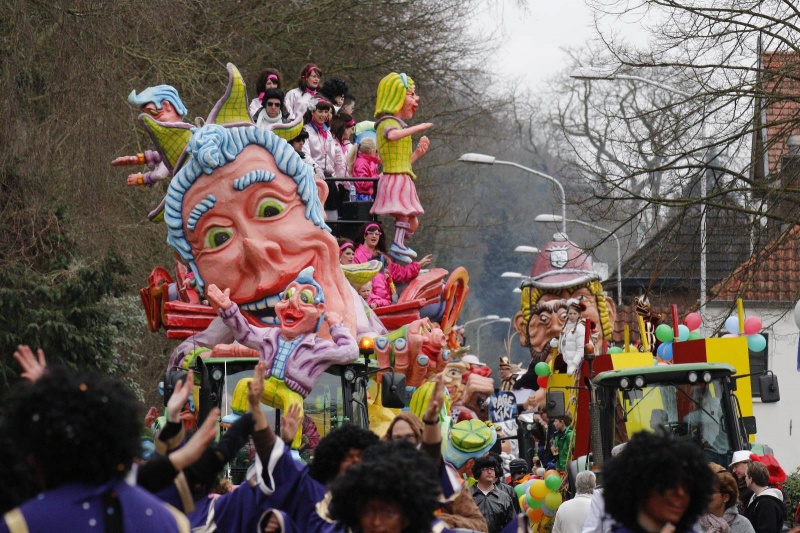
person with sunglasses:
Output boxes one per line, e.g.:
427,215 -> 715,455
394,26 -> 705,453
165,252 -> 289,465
254,88 -> 291,129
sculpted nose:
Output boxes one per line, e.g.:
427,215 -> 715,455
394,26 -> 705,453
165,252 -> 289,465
242,237 -> 283,269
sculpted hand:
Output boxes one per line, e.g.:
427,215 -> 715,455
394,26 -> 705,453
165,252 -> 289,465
111,153 -> 145,166
418,254 -> 433,269
169,407 -> 220,471
206,284 -> 232,313
13,345 -> 47,382
126,173 -> 145,186
325,312 -> 343,327
280,403 -> 303,445
210,344 -> 259,358
167,370 -> 194,423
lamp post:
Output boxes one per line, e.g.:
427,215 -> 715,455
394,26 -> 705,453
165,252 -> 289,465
476,317 -> 512,357
514,245 -> 540,254
535,214 -> 623,306
459,153 -> 567,234
569,68 -> 708,315
462,314 -> 501,328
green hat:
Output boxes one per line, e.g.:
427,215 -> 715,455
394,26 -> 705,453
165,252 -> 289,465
444,419 -> 497,468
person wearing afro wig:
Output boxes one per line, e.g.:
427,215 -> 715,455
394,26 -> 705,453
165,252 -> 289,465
329,440 -> 456,533
0,363 -> 191,532
602,430 -> 714,533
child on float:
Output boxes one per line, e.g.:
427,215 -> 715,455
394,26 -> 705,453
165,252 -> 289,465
352,221 -> 431,309
558,298 -> 587,375
352,136 -> 380,201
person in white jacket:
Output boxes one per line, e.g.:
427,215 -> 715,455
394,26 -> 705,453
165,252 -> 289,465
559,299 -> 587,375
302,98 -> 347,219
553,471 -> 596,533
284,64 -> 322,120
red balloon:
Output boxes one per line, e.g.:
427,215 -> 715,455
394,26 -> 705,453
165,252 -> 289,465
537,376 -> 548,389
684,312 -> 702,331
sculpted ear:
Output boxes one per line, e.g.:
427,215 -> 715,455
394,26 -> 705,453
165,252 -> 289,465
316,176 -> 329,206
513,311 -> 529,347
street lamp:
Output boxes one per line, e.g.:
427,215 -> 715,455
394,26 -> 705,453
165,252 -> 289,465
569,69 -> 708,314
459,153 -> 567,234
501,271 -> 525,279
514,245 -> 540,254
476,317 -> 512,356
461,314 -> 501,328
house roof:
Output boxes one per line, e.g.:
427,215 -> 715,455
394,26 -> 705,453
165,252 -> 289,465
713,222 -> 800,303
609,205 -> 752,294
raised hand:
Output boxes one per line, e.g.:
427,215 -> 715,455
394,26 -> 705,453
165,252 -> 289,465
206,284 -> 232,313
418,254 -> 433,269
169,407 -> 220,471
423,373 -> 445,424
248,362 -> 268,430
13,345 -> 47,382
126,173 -> 145,186
280,403 -> 303,445
167,370 -> 194,423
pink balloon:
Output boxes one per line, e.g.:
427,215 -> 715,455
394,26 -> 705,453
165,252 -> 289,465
684,312 -> 702,331
744,316 -> 762,336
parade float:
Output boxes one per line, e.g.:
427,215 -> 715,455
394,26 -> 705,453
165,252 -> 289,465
120,65 -> 472,469
510,233 -> 781,528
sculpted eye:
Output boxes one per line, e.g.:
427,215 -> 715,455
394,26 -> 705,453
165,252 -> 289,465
540,316 -> 549,324
256,198 -> 285,218
283,287 -> 296,300
205,227 -> 233,249
300,289 -> 314,304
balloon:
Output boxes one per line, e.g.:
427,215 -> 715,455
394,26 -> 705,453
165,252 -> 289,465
544,491 -> 563,509
747,333 -> 767,352
520,494 -> 527,509
545,474 -> 561,491
684,312 -> 702,331
722,333 -> 737,338
608,346 -> 623,354
537,376 -> 549,389
657,342 -> 673,361
678,324 -> 690,342
528,496 -> 542,509
529,479 -> 549,499
542,501 -> 556,517
515,484 -> 526,498
535,362 -> 550,377
655,324 -> 674,343
744,316 -> 762,336
725,316 -> 740,335
544,469 -> 559,479
688,331 -> 702,340
527,507 -> 544,522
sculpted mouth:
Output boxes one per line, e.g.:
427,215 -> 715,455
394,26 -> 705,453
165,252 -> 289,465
239,294 -> 281,325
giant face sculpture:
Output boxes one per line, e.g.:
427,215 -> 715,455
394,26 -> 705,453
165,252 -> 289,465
150,64 -> 356,337
514,233 -> 617,363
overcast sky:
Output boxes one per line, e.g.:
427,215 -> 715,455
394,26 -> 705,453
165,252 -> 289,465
476,1 -> 650,91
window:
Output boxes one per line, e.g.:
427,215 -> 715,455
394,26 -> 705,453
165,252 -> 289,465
749,333 -> 769,398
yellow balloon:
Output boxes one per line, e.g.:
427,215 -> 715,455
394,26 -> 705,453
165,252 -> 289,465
529,479 -> 549,499
545,491 -> 562,509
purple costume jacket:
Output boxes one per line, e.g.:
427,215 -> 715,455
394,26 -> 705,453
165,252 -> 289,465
1,478 -> 189,533
218,302 -> 358,397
